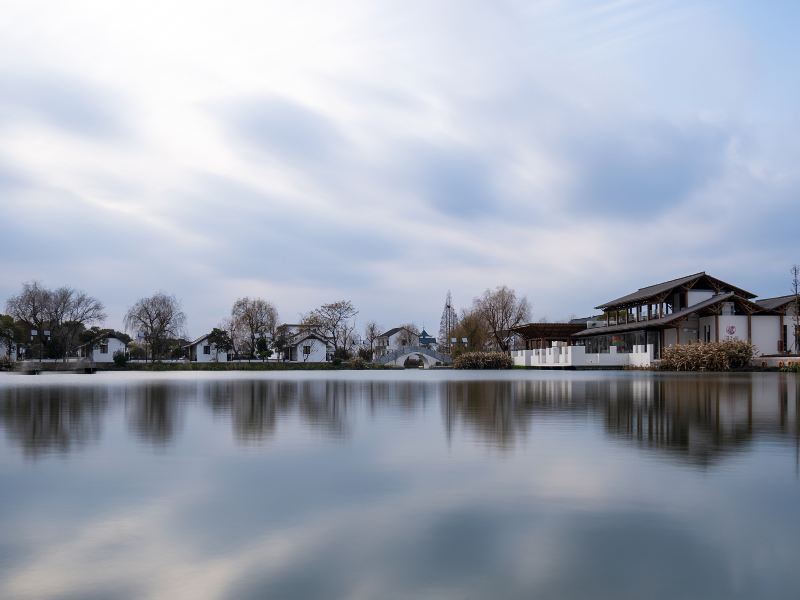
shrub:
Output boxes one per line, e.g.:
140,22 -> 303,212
112,350 -> 128,367
0,355 -> 12,370
660,340 -> 755,371
453,351 -> 513,369
345,356 -> 367,369
780,361 -> 800,373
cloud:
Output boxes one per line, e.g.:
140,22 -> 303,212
563,119 -> 731,218
0,72 -> 127,139
223,97 -> 343,166
409,145 -> 499,218
0,0 -> 797,330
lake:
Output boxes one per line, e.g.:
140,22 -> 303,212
1,370 -> 799,599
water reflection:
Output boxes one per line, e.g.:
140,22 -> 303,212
0,374 -> 798,465
0,385 -> 108,457
1,373 -> 799,600
125,383 -> 186,446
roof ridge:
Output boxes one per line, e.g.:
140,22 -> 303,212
636,272 -> 705,291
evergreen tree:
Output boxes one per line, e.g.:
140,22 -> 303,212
438,291 -> 458,355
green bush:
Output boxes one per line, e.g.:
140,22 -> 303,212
660,340 -> 755,371
453,351 -> 513,369
112,351 -> 128,367
345,356 -> 367,369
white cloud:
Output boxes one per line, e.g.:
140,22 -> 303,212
1,0 -> 798,335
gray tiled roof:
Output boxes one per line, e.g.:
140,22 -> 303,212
575,292 -> 774,337
756,294 -> 797,310
596,272 -> 756,309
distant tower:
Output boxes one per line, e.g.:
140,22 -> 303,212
438,291 -> 458,355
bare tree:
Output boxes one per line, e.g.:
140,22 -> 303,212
304,300 -> 358,356
124,292 -> 186,361
792,264 -> 800,354
398,323 -> 420,346
473,286 -> 531,352
6,281 -> 105,359
231,297 -> 278,358
363,321 -> 381,354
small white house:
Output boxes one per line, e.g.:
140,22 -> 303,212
374,327 -> 420,359
78,334 -> 128,363
284,331 -> 331,362
185,333 -> 229,363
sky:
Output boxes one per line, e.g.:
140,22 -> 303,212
1,0 -> 799,337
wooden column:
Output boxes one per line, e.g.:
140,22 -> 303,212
715,313 -> 719,342
676,322 -> 681,345
747,313 -> 752,343
781,313 -> 785,352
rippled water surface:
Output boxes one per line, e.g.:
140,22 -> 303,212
1,370 -> 799,599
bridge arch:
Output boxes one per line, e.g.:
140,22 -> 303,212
374,346 -> 452,369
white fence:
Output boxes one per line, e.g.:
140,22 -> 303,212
512,344 -> 655,368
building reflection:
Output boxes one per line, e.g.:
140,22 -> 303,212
1,375 -> 797,465
439,375 -> 800,464
0,384 -> 108,457
603,375 -> 800,466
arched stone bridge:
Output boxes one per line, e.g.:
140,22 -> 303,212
374,346 -> 452,369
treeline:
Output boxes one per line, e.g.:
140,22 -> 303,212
0,282 -> 124,361
2,280 -> 533,363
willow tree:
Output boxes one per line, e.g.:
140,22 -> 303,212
231,297 -> 278,358
473,286 -> 530,352
124,292 -> 186,361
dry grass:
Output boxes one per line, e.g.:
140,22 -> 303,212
660,340 -> 755,371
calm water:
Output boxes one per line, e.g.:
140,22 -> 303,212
1,370 -> 799,600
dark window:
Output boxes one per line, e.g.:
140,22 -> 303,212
99,343 -> 109,354
203,345 -> 211,355
303,345 -> 312,355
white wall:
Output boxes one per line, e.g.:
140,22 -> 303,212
293,337 -> 328,362
699,316 -> 716,343
687,290 -> 714,306
716,315 -> 748,343
751,315 -> 781,356
194,339 -> 228,362
512,344 -> 654,368
387,330 -> 419,351
91,338 -> 127,363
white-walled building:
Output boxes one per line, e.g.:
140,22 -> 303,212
185,333 -> 229,363
374,327 -> 420,359
281,330 -> 331,362
77,334 -> 128,363
757,294 -> 800,354
513,272 -> 798,368
273,325 -> 332,362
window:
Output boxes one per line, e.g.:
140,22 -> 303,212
99,343 -> 109,354
303,345 -> 312,355
203,345 -> 211,355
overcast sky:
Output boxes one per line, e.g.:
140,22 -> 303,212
1,0 -> 798,337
